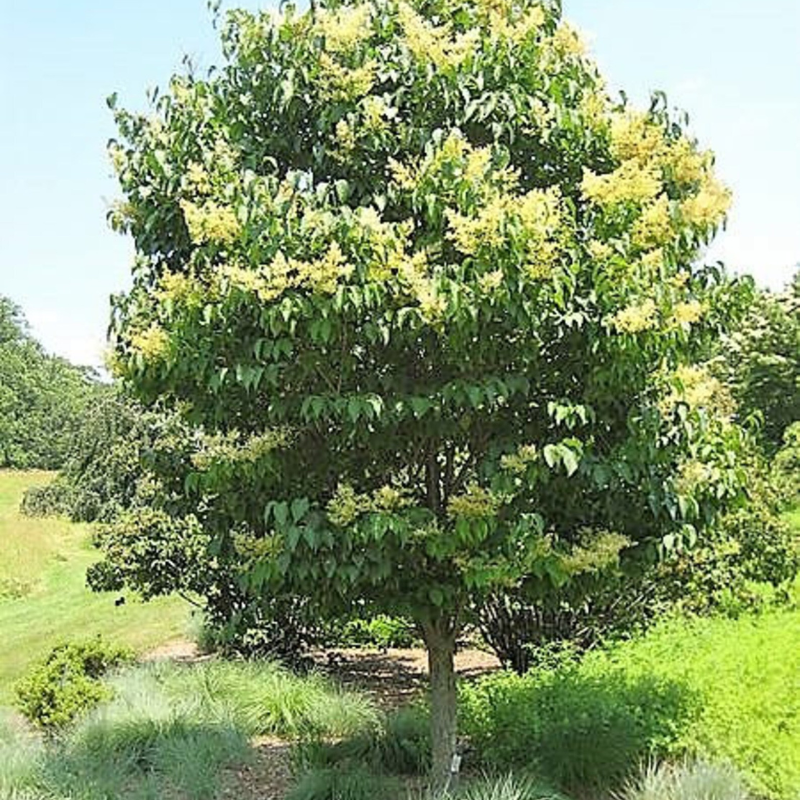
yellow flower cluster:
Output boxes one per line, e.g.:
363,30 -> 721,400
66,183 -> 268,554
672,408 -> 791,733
632,195 -> 674,249
500,444 -> 538,474
446,196 -> 508,255
582,161 -> 662,207
660,364 -> 734,417
361,95 -> 388,130
181,200 -> 241,246
478,0 -> 545,44
224,242 -> 353,302
446,186 -> 563,278
191,428 -> 292,471
130,324 -> 170,362
372,485 -> 411,512
182,162 -> 211,195
550,22 -> 586,57
674,459 -> 714,496
478,269 -> 504,293
327,483 -> 410,526
640,248 -> 665,274
397,2 -> 480,69
317,53 -> 376,101
334,119 -> 357,156
314,3 -> 371,52
562,530 -> 629,575
609,111 -> 666,164
671,300 -> 704,327
666,137 -> 711,186
679,175 -> 732,228
447,483 -> 501,520
610,298 -> 658,334
157,272 -> 195,304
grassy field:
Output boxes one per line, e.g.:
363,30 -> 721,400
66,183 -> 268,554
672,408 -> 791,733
0,470 -> 189,704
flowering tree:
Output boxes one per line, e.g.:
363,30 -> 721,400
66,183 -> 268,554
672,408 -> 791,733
106,0 -> 750,783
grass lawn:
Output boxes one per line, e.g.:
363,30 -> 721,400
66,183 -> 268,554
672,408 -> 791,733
0,470 -> 190,704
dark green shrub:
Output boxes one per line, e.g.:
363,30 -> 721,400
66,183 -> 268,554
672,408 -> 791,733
20,479 -> 74,518
286,766 -> 402,800
461,668 -> 700,792
335,615 -> 418,650
14,639 -> 134,730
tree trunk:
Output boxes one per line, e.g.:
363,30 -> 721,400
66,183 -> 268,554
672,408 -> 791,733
422,617 -> 458,791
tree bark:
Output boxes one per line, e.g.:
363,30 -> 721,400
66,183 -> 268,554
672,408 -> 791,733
422,617 -> 458,791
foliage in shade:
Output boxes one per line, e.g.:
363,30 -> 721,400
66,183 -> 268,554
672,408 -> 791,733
103,0 -> 755,780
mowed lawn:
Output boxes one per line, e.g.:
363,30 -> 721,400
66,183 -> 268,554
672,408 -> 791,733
0,470 -> 190,704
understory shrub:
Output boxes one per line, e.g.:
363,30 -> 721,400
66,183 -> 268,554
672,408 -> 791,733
14,639 -> 134,730
19,479 -> 74,519
334,615 -> 419,650
461,667 -> 698,791
464,609 -> 799,799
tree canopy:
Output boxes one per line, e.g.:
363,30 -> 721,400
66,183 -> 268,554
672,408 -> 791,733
0,295 -> 96,469
105,0 -> 753,781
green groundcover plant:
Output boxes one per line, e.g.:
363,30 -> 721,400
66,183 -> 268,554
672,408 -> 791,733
104,0 -> 753,782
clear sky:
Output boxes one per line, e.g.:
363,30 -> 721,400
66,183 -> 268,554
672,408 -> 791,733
1,0 -> 798,367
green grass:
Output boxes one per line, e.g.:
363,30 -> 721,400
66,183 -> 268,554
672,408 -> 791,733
0,470 -> 189,704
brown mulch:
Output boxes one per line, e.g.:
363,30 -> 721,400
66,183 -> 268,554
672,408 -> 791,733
313,646 -> 501,707
219,736 -> 294,800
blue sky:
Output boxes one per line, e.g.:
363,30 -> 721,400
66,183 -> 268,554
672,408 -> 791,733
1,0 -> 798,367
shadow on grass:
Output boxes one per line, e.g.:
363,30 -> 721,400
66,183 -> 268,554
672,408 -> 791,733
461,667 -> 701,792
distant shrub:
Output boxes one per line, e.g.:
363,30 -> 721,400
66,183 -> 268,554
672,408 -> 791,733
619,759 -> 752,800
19,479 -> 73,518
335,615 -> 418,650
286,765 -> 402,800
773,422 -> 800,506
14,639 -> 134,730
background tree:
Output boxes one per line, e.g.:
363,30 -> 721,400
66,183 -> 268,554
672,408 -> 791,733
0,295 -> 96,469
717,268 -> 800,453
105,0 -> 752,782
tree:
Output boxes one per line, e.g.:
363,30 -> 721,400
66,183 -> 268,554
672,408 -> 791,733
718,268 -> 800,452
106,0 -> 751,783
0,295 -> 96,469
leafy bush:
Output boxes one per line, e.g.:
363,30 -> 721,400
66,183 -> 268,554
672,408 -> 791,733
773,422 -> 800,506
619,759 -> 752,800
465,608 -> 799,799
480,471 -> 799,673
286,766 -> 402,800
335,615 -> 419,650
461,667 -> 698,791
19,479 -> 74,519
14,639 -> 134,730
